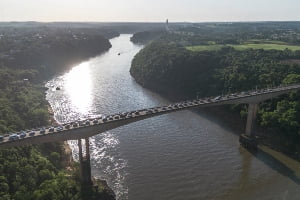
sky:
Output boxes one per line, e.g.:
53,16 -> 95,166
0,0 -> 299,22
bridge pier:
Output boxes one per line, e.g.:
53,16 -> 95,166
78,138 -> 92,186
239,103 -> 258,151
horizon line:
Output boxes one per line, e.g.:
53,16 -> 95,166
1,20 -> 300,24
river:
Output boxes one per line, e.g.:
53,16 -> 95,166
46,34 -> 300,200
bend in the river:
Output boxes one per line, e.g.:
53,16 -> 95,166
46,34 -> 300,200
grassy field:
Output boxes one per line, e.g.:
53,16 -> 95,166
245,39 -> 287,45
186,43 -> 300,52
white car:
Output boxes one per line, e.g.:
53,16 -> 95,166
9,134 -> 19,141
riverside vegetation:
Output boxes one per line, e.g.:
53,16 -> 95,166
0,25 -> 116,200
130,22 -> 300,157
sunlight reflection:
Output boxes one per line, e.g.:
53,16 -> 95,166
64,62 -> 93,114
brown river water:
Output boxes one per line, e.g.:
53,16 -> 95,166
46,34 -> 300,200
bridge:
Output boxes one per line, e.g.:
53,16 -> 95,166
1,84 -> 299,185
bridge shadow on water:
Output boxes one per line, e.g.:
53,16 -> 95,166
250,146 -> 300,185
195,107 -> 247,134
196,107 -> 300,185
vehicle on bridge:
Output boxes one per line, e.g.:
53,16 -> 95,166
9,134 -> 19,141
48,127 -> 55,132
65,124 -> 71,129
56,126 -> 64,131
214,96 -> 222,101
40,128 -> 46,134
19,131 -> 26,138
72,122 -> 79,128
28,131 -> 35,136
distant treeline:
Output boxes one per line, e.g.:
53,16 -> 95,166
130,30 -> 167,44
130,21 -> 300,47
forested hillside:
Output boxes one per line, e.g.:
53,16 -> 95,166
130,30 -> 166,44
131,39 -> 300,154
0,27 -> 112,79
0,26 -> 115,199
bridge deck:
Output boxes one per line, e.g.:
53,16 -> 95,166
0,84 -> 299,148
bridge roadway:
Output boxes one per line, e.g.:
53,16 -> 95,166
0,84 -> 299,149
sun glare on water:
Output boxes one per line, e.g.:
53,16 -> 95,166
64,62 -> 93,114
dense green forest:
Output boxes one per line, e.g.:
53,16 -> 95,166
130,30 -> 166,44
0,68 -> 79,199
131,37 -> 300,155
0,27 -> 113,80
0,27 -> 115,199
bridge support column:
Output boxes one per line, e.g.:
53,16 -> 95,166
78,139 -> 83,181
78,138 -> 92,187
84,138 -> 92,185
240,103 -> 258,151
245,103 -> 258,136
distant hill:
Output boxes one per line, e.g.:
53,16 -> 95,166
130,30 -> 167,44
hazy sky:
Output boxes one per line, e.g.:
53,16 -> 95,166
0,0 -> 299,22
